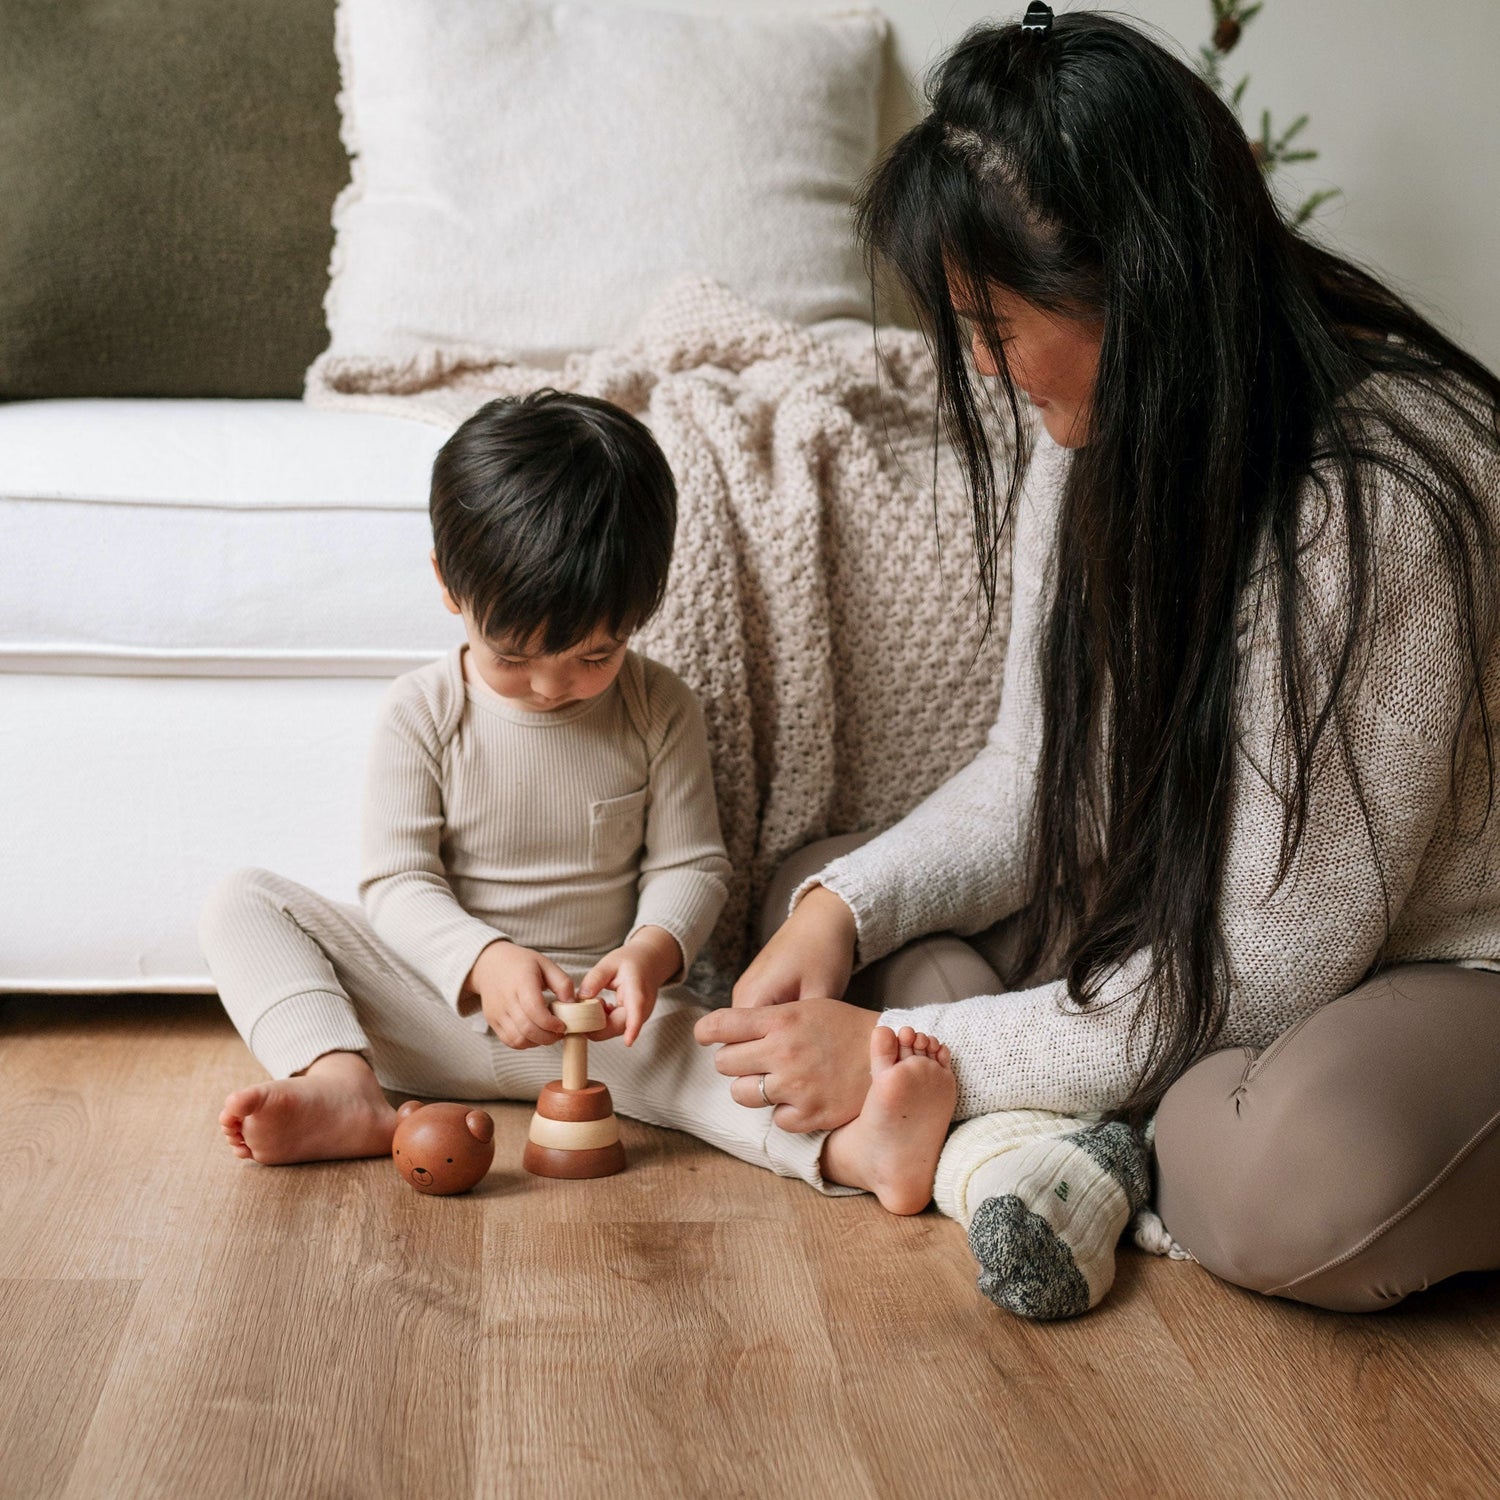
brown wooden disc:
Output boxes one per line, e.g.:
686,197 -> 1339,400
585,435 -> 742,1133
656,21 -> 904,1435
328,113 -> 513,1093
522,1140 -> 627,1179
534,1079 -> 615,1123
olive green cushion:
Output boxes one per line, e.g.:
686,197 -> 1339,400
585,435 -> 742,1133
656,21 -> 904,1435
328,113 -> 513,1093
0,0 -> 348,398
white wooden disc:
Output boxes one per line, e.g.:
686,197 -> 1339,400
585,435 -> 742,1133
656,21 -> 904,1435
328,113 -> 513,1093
550,998 -> 606,1034
528,1113 -> 620,1151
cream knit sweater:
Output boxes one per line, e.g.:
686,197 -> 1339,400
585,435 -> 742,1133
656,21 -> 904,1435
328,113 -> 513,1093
817,381 -> 1500,1120
359,645 -> 730,1019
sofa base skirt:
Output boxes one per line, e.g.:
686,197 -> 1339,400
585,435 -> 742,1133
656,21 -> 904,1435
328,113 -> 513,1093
1,671 -> 395,992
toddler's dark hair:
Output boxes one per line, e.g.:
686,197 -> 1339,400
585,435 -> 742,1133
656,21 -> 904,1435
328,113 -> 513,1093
430,389 -> 676,653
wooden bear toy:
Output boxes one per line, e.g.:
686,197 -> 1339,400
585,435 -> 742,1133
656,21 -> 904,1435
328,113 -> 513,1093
392,1100 -> 496,1195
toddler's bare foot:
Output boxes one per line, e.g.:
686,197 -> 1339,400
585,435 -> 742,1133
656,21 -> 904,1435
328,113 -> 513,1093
219,1050 -> 397,1165
820,1025 -> 956,1214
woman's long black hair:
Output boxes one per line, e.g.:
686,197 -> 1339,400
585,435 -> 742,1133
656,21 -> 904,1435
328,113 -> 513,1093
856,11 -> 1500,1116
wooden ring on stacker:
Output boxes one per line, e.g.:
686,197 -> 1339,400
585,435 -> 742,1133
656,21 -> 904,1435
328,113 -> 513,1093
522,1141 -> 627,1179
534,1079 -> 615,1122
528,1114 -> 620,1151
551,998 -> 606,1033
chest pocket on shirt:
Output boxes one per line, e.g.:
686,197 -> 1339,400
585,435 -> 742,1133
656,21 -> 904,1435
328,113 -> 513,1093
588,788 -> 648,870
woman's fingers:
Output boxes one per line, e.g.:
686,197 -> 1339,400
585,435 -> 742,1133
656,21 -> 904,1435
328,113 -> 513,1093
707,1036 -> 778,1080
699,997 -> 876,1130
725,1075 -> 818,1132
694,1006 -> 776,1047
729,1073 -> 773,1110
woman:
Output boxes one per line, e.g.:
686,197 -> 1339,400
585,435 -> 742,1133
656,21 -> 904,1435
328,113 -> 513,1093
695,4 -> 1500,1318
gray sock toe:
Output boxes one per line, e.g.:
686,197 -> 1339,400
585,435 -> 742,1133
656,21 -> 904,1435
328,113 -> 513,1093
1066,1120 -> 1151,1212
968,1194 -> 1092,1321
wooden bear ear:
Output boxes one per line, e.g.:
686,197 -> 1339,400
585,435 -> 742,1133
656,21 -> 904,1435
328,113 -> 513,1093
396,1099 -> 426,1121
466,1109 -> 495,1144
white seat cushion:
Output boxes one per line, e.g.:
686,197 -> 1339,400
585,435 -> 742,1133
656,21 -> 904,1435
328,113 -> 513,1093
0,398 -> 463,675
0,671 -> 382,989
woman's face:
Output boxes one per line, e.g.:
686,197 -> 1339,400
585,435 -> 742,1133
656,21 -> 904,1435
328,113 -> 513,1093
954,283 -> 1103,448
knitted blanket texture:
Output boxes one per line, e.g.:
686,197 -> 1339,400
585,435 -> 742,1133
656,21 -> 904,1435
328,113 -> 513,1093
306,278 -> 1011,977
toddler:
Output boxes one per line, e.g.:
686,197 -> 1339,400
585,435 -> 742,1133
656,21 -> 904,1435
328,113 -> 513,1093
200,389 -> 953,1205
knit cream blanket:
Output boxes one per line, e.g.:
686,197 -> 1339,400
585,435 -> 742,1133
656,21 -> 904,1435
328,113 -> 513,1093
306,278 -> 1011,977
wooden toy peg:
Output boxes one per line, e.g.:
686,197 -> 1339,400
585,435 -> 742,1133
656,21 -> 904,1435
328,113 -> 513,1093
522,996 -> 626,1179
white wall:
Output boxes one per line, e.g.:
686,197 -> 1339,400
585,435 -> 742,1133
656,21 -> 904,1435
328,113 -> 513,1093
657,0 -> 1500,370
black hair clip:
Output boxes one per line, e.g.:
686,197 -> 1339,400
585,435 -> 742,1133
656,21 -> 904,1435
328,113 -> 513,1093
1020,1 -> 1054,34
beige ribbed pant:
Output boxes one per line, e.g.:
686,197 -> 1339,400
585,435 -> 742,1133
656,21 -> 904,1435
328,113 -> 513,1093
198,867 -> 839,1193
776,834 -> 1500,1312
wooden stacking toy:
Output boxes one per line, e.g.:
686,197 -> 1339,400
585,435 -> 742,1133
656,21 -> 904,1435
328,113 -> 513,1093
392,1100 -> 495,1195
523,997 -> 626,1179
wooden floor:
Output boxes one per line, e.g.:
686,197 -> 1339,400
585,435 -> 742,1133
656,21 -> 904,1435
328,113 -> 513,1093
3,996 -> 1499,1500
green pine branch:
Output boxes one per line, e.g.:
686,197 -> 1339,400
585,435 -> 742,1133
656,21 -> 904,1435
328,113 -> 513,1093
1195,2 -> 1340,227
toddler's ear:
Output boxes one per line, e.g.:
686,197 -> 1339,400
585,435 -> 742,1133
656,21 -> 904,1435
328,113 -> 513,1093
430,552 -> 463,616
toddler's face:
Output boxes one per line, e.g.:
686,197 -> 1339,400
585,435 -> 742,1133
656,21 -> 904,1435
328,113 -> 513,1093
463,621 -> 629,711
433,555 -> 629,711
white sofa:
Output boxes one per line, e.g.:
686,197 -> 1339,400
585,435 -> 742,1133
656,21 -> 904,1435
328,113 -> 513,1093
0,0 -> 899,995
0,397 -> 460,992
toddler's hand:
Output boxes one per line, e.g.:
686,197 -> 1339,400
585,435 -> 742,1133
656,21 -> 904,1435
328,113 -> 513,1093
467,940 -> 573,1049
732,885 -> 857,1008
579,926 -> 682,1046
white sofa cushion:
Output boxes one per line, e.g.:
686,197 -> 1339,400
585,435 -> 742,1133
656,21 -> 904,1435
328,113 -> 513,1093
318,0 -> 887,367
0,399 -> 461,675
1,671 -> 381,989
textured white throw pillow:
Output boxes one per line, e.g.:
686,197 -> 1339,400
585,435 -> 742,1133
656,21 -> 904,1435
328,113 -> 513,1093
321,0 -> 887,364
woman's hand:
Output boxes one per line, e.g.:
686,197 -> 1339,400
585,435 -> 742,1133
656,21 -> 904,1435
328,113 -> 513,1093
693,997 -> 880,1132
732,884 -> 858,1008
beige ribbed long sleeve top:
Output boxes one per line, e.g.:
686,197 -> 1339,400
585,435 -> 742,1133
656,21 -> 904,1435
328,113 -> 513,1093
811,377 -> 1500,1119
359,645 -> 731,1018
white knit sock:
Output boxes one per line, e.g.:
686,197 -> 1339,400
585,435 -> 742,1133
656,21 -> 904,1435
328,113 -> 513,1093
933,1110 -> 1081,1220
935,1112 -> 1149,1321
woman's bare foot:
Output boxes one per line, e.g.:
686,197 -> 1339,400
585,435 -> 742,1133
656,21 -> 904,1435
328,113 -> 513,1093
219,1050 -> 397,1165
819,1025 -> 957,1214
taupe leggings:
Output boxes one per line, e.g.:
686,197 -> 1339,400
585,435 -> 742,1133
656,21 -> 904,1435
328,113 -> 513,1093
771,835 -> 1500,1313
